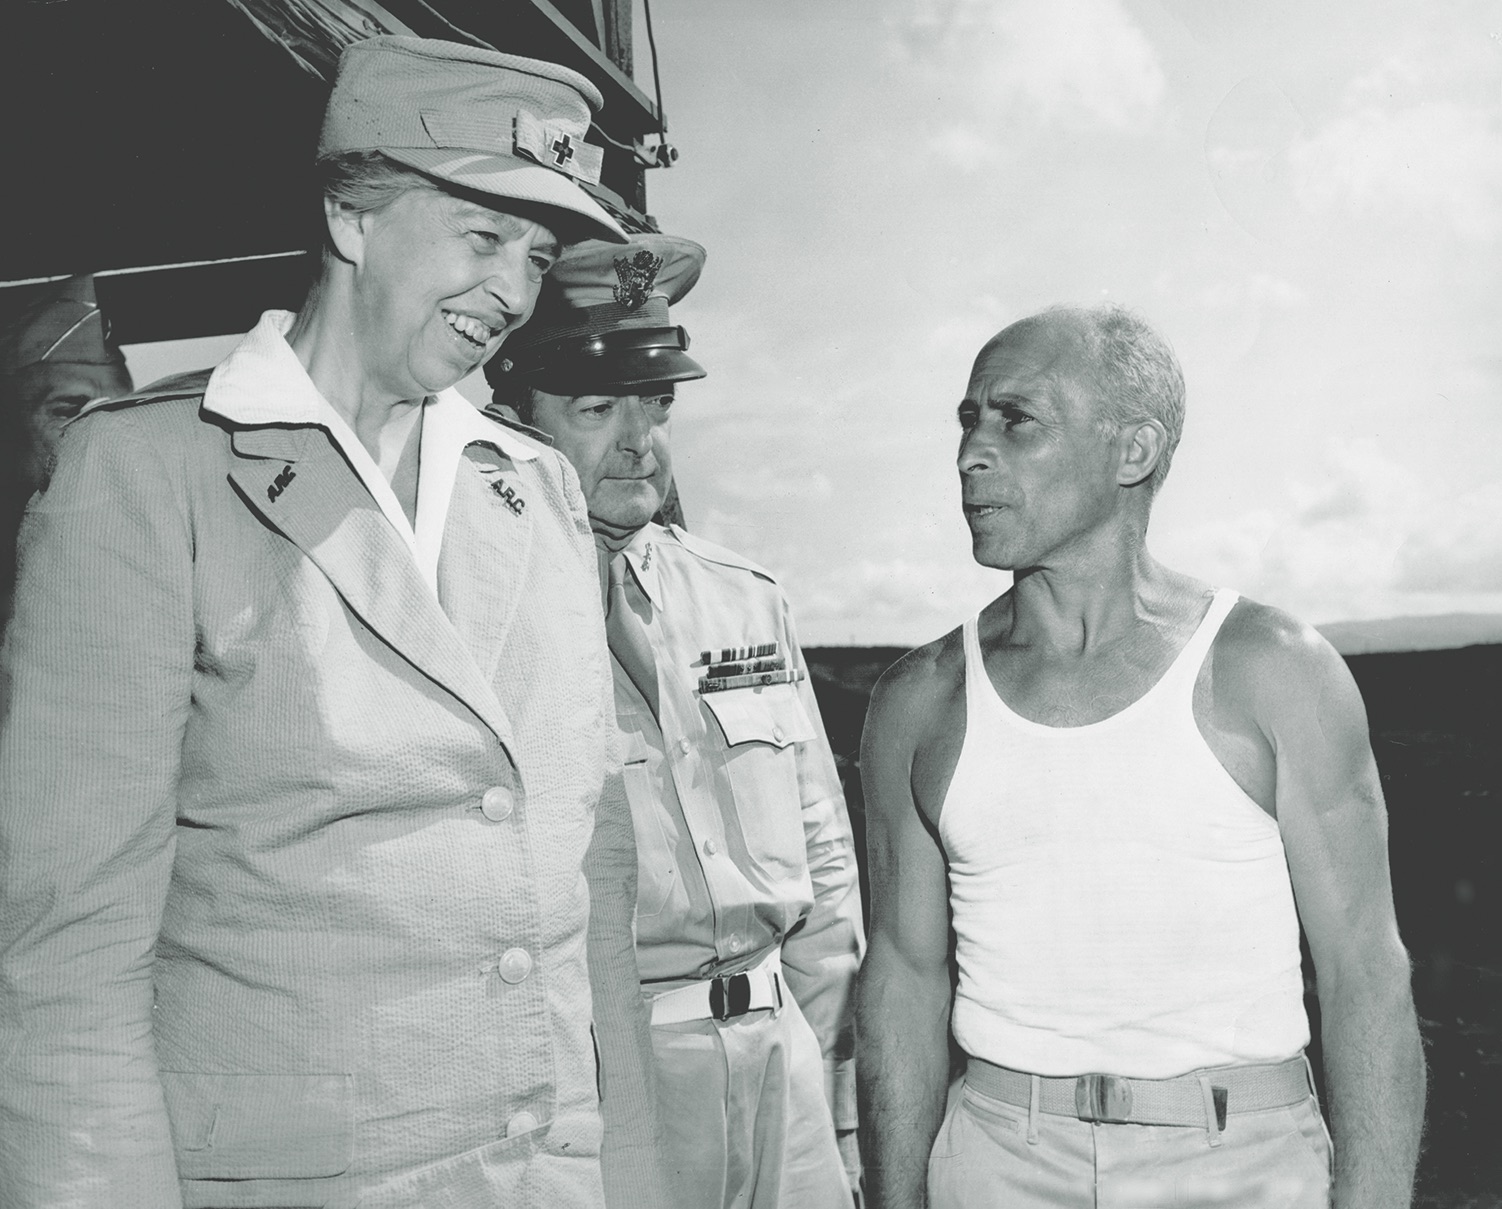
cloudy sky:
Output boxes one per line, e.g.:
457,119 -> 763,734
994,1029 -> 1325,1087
624,0 -> 1502,645
131,0 -> 1502,646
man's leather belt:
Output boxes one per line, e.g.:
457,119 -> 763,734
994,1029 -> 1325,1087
647,947 -> 784,1026
965,1054 -> 1313,1128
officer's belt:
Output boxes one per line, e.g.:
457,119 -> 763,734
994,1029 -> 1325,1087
648,946 -> 784,1026
965,1053 -> 1313,1128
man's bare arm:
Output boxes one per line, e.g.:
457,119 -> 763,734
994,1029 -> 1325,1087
1235,612 -> 1425,1208
857,646 -> 959,1209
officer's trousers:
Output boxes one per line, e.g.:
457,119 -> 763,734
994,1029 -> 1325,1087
651,991 -> 852,1209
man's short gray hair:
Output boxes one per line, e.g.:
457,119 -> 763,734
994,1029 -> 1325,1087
1052,304 -> 1185,493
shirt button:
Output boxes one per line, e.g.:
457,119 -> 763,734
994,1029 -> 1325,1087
506,1111 -> 539,1138
772,725 -> 786,743
726,935 -> 743,954
677,738 -> 691,756
703,838 -> 719,857
481,786 -> 514,821
498,948 -> 532,984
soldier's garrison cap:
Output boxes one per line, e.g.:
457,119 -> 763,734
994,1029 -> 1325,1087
485,233 -> 706,395
319,36 -> 626,243
0,275 -> 125,373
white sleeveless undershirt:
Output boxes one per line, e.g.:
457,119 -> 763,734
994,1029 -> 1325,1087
941,588 -> 1309,1078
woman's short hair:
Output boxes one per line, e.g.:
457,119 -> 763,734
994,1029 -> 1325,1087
316,149 -> 441,217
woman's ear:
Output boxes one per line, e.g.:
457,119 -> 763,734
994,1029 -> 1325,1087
324,197 -> 367,266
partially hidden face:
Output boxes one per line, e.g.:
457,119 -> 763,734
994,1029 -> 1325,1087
527,387 -> 675,529
9,360 -> 132,495
348,188 -> 559,399
957,323 -> 1123,571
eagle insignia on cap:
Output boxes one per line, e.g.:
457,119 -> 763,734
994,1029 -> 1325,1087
612,251 -> 665,311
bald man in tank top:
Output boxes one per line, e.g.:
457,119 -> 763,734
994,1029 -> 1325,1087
856,306 -> 1425,1209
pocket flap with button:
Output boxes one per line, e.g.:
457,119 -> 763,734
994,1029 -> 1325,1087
163,1071 -> 353,1179
702,683 -> 815,749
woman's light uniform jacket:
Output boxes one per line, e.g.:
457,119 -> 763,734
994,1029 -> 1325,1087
0,317 -> 660,1209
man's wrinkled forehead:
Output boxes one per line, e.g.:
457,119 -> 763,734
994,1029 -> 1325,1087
966,316 -> 1089,403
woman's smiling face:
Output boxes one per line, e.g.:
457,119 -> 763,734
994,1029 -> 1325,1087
346,187 -> 559,400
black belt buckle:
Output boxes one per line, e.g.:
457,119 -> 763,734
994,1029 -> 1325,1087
1074,1073 -> 1134,1124
708,972 -> 752,1021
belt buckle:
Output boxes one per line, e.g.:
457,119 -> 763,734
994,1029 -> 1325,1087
708,972 -> 752,1021
1075,1073 -> 1134,1124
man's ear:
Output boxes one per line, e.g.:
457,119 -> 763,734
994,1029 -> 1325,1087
324,197 -> 368,266
1117,418 -> 1167,488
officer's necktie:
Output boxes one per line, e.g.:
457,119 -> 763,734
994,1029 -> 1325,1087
607,553 -> 660,717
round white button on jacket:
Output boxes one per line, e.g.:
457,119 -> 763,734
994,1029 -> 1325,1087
481,786 -> 514,821
498,948 -> 532,984
506,1111 -> 539,1138
727,935 -> 743,954
703,838 -> 719,857
772,725 -> 785,742
678,738 -> 691,755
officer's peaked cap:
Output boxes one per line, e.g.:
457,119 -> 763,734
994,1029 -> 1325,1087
486,232 -> 706,395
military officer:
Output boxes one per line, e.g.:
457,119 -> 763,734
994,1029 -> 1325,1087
486,233 -> 865,1209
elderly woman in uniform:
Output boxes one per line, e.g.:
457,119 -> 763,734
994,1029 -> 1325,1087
0,38 -> 664,1209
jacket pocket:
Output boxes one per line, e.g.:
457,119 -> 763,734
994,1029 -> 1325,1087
700,682 -> 814,750
163,1071 -> 353,1179
701,685 -> 815,876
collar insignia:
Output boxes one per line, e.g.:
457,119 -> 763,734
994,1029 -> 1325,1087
613,250 -> 664,311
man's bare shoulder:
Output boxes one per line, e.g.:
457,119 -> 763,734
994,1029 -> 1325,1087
863,626 -> 972,829
1212,594 -> 1368,736
867,627 -> 967,739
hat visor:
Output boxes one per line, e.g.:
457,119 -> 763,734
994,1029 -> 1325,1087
530,347 -> 706,395
382,148 -> 628,244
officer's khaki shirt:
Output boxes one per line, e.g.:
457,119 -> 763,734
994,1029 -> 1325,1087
611,522 -> 865,1113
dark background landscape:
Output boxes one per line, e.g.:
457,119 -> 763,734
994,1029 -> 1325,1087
805,642 -> 1502,1207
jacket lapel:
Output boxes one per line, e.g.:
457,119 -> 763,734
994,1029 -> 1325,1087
436,445 -> 535,689
226,426 -> 517,755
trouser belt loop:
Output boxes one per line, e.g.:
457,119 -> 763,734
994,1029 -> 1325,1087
1027,1075 -> 1041,1145
1196,1075 -> 1225,1147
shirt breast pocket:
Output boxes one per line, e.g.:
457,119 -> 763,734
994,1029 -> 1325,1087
621,734 -> 680,918
701,684 -> 815,878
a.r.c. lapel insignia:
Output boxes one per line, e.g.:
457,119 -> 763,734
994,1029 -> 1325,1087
640,542 -> 653,570
266,463 -> 296,502
613,250 -> 664,310
491,478 -> 526,516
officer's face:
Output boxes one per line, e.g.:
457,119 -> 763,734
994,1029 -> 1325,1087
343,188 -> 559,399
9,361 -> 132,495
528,387 -> 675,528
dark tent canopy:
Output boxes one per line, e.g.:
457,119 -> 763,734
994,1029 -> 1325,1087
0,0 -> 664,344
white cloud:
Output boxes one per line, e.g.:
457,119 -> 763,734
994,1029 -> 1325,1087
1394,482 -> 1502,593
890,0 -> 1166,135
1289,60 -> 1502,241
1161,440 -> 1502,623
932,125 -> 1000,171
